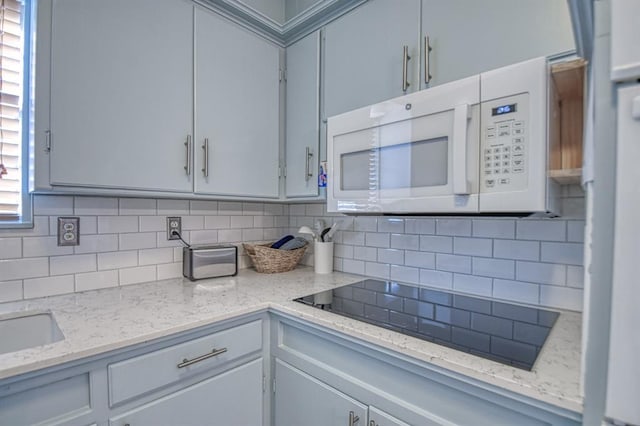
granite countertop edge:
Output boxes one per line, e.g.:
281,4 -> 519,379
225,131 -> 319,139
0,268 -> 583,414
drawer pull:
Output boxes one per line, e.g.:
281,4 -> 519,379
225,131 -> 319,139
177,347 -> 227,368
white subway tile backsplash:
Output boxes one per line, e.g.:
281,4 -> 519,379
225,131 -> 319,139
50,254 -> 96,276
541,242 -> 583,265
342,259 -> 365,275
157,199 -> 189,215
517,220 -> 566,241
354,217 -> 377,232
404,251 -> 436,269
119,198 -> 157,215
189,200 -> 218,215
73,234 -> 118,255
567,266 -> 584,288
0,216 -> 49,237
264,204 -> 284,216
539,286 -> 583,311
390,265 -> 419,284
388,234 -> 416,251
335,244 -> 354,259
77,216 -> 97,235
343,231 -> 365,246
98,251 -> 138,270
378,218 -> 404,233
436,219 -> 472,236
365,233 -> 390,248
453,237 -> 492,257
436,254 -> 471,274
493,279 -> 539,305
139,216 -> 165,232
156,232 -> 187,248
353,246 -> 377,262
419,269 -> 453,289
243,202 -> 264,216
231,216 -> 254,229
218,229 -> 242,243
0,238 -> 22,259
516,261 -> 566,286
242,229 -> 264,242
562,197 -> 586,219
205,216 -> 231,229
75,197 -> 118,216
0,258 -> 49,280
190,230 -> 220,245
567,221 -> 585,243
405,218 -> 436,235
98,216 -> 138,234
453,274 -> 492,297
493,240 -> 539,261
305,204 -> 324,216
472,257 -> 515,279
119,265 -> 156,286
139,248 -> 174,266
472,219 -> 515,239
218,202 -> 242,215
119,232 -> 157,250
34,195 -> 74,216
264,228 -> 282,241
0,280 -> 23,302
420,235 -> 453,253
23,275 -> 74,298
23,236 -> 74,257
254,216 -> 274,228
181,216 -> 204,230
365,262 -> 390,279
288,204 -> 305,216
377,248 -> 404,265
157,262 -> 183,280
75,270 -> 119,292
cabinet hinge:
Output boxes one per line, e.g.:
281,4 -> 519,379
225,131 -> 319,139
45,130 -> 52,152
262,375 -> 266,393
279,68 -> 286,82
272,378 -> 276,393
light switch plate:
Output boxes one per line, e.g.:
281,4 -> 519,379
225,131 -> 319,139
57,217 -> 80,246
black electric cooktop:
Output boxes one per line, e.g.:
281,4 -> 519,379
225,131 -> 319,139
294,279 -> 559,371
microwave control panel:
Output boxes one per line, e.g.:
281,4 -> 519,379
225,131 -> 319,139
480,93 -> 529,193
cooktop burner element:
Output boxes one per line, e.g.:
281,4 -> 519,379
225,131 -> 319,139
294,279 -> 559,371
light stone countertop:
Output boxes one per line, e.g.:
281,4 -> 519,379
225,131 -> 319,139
0,267 -> 582,413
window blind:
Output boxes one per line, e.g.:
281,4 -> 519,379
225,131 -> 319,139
0,0 -> 23,216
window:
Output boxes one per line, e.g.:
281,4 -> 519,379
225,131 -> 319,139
0,0 -> 30,226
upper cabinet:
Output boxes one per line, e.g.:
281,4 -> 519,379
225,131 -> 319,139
194,6 -> 281,199
48,0 -> 194,193
323,0 -> 575,118
285,30 -> 321,198
42,0 -> 281,199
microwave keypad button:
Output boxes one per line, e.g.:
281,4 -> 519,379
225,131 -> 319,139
484,148 -> 492,155
502,161 -> 510,167
513,166 -> 525,173
513,137 -> 524,144
486,125 -> 496,132
502,146 -> 510,152
512,159 -> 524,166
487,132 -> 496,139
493,155 -> 501,161
513,121 -> 524,129
499,178 -> 510,185
485,179 -> 495,188
493,147 -> 501,153
502,153 -> 510,160
502,168 -> 510,174
513,145 -> 524,153
513,128 -> 524,135
493,161 -> 501,168
484,169 -> 492,175
485,155 -> 492,162
498,123 -> 511,131
499,130 -> 510,137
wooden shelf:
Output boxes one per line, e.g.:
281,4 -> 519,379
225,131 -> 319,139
549,168 -> 582,185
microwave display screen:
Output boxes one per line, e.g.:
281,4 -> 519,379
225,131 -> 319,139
492,103 -> 517,116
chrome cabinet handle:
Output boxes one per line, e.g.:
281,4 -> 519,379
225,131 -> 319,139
305,147 -> 313,181
45,130 -> 51,152
402,45 -> 411,92
369,421 -> 376,426
177,347 -> 227,368
202,138 -> 209,178
184,135 -> 192,176
348,411 -> 360,426
424,35 -> 433,85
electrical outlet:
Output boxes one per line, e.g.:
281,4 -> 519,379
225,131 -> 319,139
57,217 -> 80,246
167,217 -> 181,240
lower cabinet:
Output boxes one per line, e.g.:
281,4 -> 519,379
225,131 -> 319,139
110,359 -> 263,426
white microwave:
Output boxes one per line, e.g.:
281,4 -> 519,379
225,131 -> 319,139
327,57 -> 560,215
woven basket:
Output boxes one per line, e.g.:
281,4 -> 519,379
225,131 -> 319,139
243,242 -> 308,273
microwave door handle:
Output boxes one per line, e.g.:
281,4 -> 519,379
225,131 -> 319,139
453,104 -> 471,195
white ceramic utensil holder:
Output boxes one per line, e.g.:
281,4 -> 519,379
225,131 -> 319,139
314,241 -> 334,274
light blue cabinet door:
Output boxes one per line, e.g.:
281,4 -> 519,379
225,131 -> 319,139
275,359 -> 368,426
194,6 -> 281,198
323,0 -> 421,117
109,358 -> 263,426
369,406 -> 412,426
49,0 -> 194,193
285,30 -> 320,198
421,0 -> 575,88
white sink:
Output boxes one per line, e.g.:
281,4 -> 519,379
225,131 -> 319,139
0,311 -> 64,355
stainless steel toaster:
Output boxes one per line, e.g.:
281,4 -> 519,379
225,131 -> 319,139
183,245 -> 237,281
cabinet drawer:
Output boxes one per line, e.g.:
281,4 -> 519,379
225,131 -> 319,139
108,320 -> 262,406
